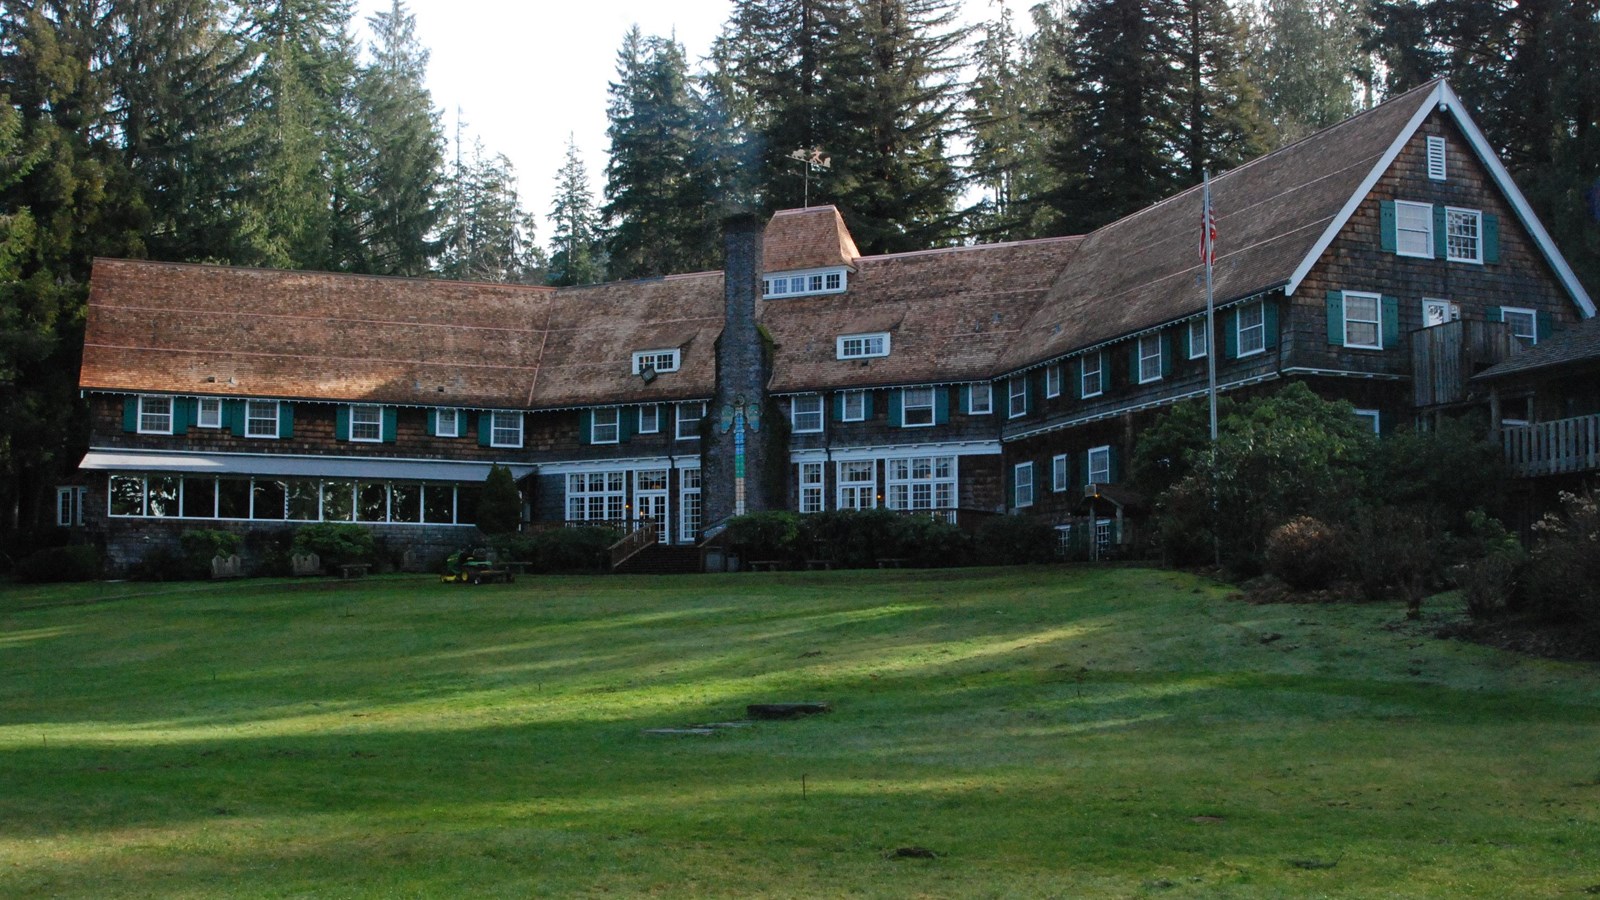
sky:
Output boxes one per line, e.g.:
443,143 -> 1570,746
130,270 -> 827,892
351,0 -> 1012,238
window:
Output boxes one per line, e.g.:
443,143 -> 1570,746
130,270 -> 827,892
792,395 -> 823,433
968,384 -> 993,415
1237,302 -> 1266,356
491,410 -> 523,448
631,349 -> 680,375
137,396 -> 173,434
1188,319 -> 1208,359
56,486 -> 85,527
590,408 -> 620,444
1342,291 -> 1382,349
1081,353 -> 1103,399
638,405 -> 660,434
435,408 -> 460,438
1052,454 -> 1068,493
1087,446 -> 1112,486
349,405 -> 382,442
196,398 -> 222,429
676,401 -> 706,440
1445,207 -> 1482,263
679,467 -> 702,543
566,471 -> 625,523
1138,334 -> 1164,384
1008,378 -> 1027,419
245,400 -> 279,438
887,456 -> 956,519
1500,306 -> 1537,344
1395,200 -> 1433,258
1422,299 -> 1459,329
1014,462 -> 1034,508
799,462 -> 824,513
1353,409 -> 1381,434
837,332 -> 889,360
902,387 -> 935,427
764,268 -> 847,298
837,460 -> 876,510
840,391 -> 867,422
1045,365 -> 1062,398
1426,136 -> 1447,181
103,474 -> 469,525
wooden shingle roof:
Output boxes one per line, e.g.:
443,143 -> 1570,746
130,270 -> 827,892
762,206 -> 861,273
1475,316 -> 1600,381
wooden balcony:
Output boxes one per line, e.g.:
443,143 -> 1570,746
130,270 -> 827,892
1502,414 -> 1600,477
1412,319 -> 1522,408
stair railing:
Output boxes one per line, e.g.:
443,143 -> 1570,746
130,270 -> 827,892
608,521 -> 659,571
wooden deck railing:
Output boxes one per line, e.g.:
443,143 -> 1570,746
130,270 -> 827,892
1502,414 -> 1600,477
1412,319 -> 1522,408
607,522 -> 658,570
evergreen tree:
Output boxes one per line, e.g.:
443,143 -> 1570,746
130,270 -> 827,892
546,136 -> 605,287
1173,0 -> 1271,183
437,137 -> 545,283
1249,0 -> 1369,141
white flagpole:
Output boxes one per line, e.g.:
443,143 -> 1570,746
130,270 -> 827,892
1204,171 -> 1218,443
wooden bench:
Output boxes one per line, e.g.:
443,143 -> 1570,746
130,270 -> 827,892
805,559 -> 835,570
504,561 -> 533,576
748,560 -> 783,572
339,563 -> 372,579
876,558 -> 906,569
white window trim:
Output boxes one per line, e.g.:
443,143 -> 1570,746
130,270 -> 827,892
763,266 -> 848,298
840,391 -> 867,422
1051,454 -> 1068,493
1426,136 -> 1448,181
798,461 -> 825,514
678,466 -> 702,544
836,459 -> 877,510
137,396 -> 174,435
1422,298 -> 1459,329
1395,199 -> 1434,259
968,384 -> 993,415
1342,290 -> 1383,350
1081,353 -> 1104,399
631,348 -> 681,375
1014,462 -> 1034,508
1354,409 -> 1381,434
1188,319 -> 1208,360
637,405 -> 660,434
1087,446 -> 1111,487
1137,334 -> 1164,385
837,332 -> 890,360
244,400 -> 280,439
885,455 -> 957,515
196,398 -> 222,429
1044,365 -> 1061,399
491,410 -> 524,448
348,405 -> 383,443
57,486 -> 86,527
435,408 -> 460,438
901,387 -> 936,428
1007,377 -> 1027,419
1444,206 -> 1484,264
791,395 -> 824,433
1237,302 -> 1267,358
1500,306 -> 1538,344
589,407 -> 621,444
676,401 -> 705,441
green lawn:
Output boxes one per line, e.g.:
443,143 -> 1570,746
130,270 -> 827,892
1,568 -> 1597,898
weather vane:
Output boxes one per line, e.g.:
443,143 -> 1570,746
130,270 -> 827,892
787,147 -> 831,209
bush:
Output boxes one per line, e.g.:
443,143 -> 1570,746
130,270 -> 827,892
798,509 -> 901,568
291,523 -> 377,571
974,515 -> 1058,565
1523,490 -> 1600,627
13,545 -> 102,583
890,515 -> 972,568
538,526 -> 620,572
726,511 -> 801,563
1263,516 -> 1347,591
179,529 -> 242,579
476,464 -> 522,534
1453,510 -> 1526,619
1347,506 -> 1444,613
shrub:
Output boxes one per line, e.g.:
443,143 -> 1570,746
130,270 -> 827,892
291,523 -> 377,570
538,526 -> 620,572
974,515 -> 1057,565
798,509 -> 901,568
1263,516 -> 1347,591
1523,490 -> 1600,628
726,511 -> 801,563
179,529 -> 242,579
890,515 -> 972,568
1347,506 -> 1443,613
13,545 -> 102,583
476,465 -> 522,534
1453,510 -> 1526,619
129,545 -> 188,581
488,532 -> 540,565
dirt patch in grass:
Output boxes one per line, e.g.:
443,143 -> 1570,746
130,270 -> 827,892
1437,617 -> 1600,663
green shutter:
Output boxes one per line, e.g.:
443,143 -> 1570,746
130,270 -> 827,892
934,387 -> 950,425
863,392 -> 874,419
1433,204 -> 1448,258
1487,306 -> 1503,323
336,405 -> 351,441
1381,295 -> 1400,348
279,403 -> 294,439
1128,342 -> 1140,382
1107,446 -> 1120,484
618,407 -> 635,442
1100,353 -> 1112,389
1263,301 -> 1280,350
1224,310 -> 1239,358
1072,360 -> 1084,399
478,412 -> 493,447
171,398 -> 191,435
228,400 -> 246,437
888,390 -> 904,427
958,385 -> 970,415
835,393 -> 847,421
1484,214 -> 1500,264
1161,331 -> 1174,377
1537,311 -> 1554,342
381,406 -> 397,443
577,410 -> 592,445
1379,200 -> 1397,253
425,409 -> 437,436
1326,291 -> 1345,345
123,397 -> 138,432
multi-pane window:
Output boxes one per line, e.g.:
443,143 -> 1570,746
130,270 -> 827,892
638,405 -> 660,434
350,405 -> 382,442
1188,319 -> 1208,359
837,332 -> 889,359
1052,454 -> 1068,492
902,387 -> 935,426
1087,445 -> 1112,485
837,460 -> 876,510
1008,378 -> 1027,418
1426,136 -> 1448,181
245,400 -> 279,438
1396,200 -> 1433,258
1501,307 -> 1537,344
764,269 -> 847,298
1237,302 -> 1266,356
676,401 -> 706,440
196,398 -> 222,428
57,486 -> 86,527
491,410 -> 523,447
1353,409 -> 1381,434
1445,208 -> 1482,263
1138,334 -> 1164,384
968,384 -> 993,415
590,407 -> 620,444
1045,365 -> 1062,398
887,456 -> 955,515
679,467 -> 702,542
138,396 -> 173,434
1342,292 -> 1381,349
107,473 -> 469,525
631,349 -> 680,375
840,391 -> 867,422
792,395 -> 824,433
1014,462 -> 1034,508
1081,353 -> 1103,398
799,462 -> 825,513
566,471 -> 626,523
435,408 -> 460,438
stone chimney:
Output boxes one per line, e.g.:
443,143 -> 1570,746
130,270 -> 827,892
702,213 -> 779,529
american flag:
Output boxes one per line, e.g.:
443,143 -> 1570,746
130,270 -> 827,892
1199,176 -> 1217,267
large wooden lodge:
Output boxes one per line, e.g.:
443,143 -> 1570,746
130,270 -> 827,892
69,80 -> 1596,572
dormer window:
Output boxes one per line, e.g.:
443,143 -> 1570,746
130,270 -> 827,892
632,349 -> 680,376
837,332 -> 889,360
764,267 -> 848,298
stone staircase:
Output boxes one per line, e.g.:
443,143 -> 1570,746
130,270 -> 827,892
613,543 -> 703,575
